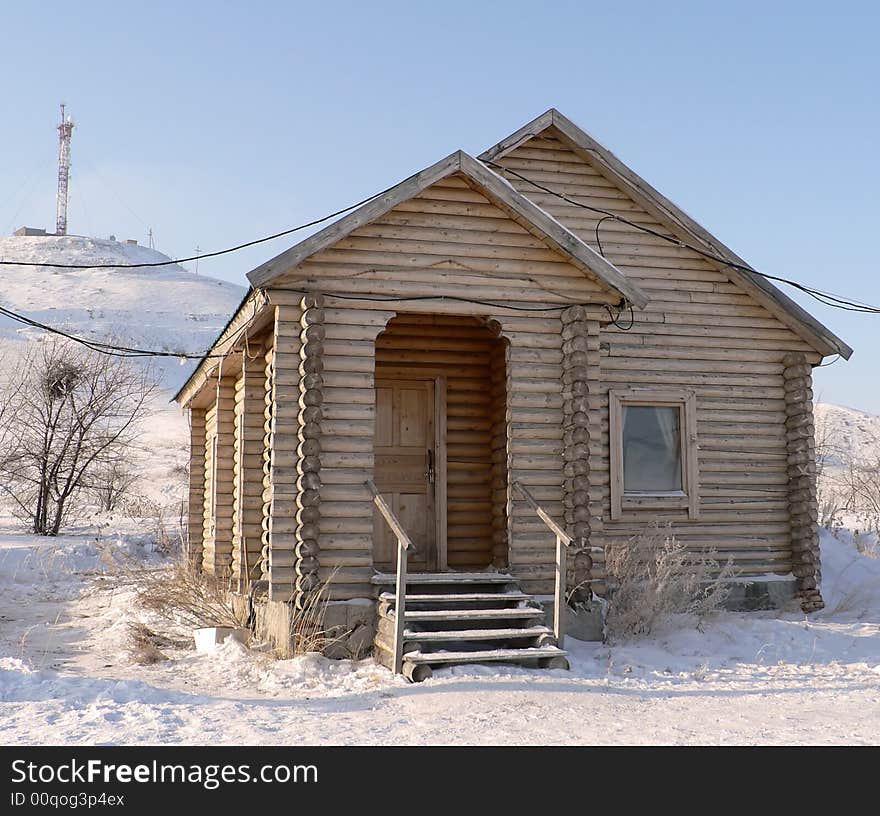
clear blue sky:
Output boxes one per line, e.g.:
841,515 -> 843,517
1,2 -> 877,410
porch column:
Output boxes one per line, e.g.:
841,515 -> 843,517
266,302 -> 304,602
783,352 -> 823,612
561,305 -> 593,597
232,343 -> 267,591
204,374 -> 236,576
293,294 -> 325,610
187,407 -> 206,565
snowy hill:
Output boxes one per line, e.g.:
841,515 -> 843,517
0,234 -> 245,392
814,402 -> 880,469
0,234 -> 246,508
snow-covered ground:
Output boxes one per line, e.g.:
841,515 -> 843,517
1,524 -> 878,746
1,236 -> 878,744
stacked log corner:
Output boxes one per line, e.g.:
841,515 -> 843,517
561,305 -> 593,599
783,353 -> 823,612
231,345 -> 267,593
259,335 -> 275,586
266,301 -> 304,603
294,295 -> 325,610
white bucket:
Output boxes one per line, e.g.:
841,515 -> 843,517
193,626 -> 249,653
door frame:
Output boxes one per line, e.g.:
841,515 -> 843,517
433,374 -> 448,572
372,374 -> 448,572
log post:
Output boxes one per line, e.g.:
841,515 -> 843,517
561,305 -> 592,599
259,337 -> 275,585
783,352 -> 824,612
294,294 -> 324,611
187,407 -> 206,566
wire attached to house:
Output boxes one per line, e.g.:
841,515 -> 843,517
0,183 -> 403,270
1,154 -> 875,359
482,159 -> 880,316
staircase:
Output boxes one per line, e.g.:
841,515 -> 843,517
371,572 -> 569,682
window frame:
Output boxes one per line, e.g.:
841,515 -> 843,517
608,388 -> 699,521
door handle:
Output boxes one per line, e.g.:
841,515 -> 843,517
426,448 -> 435,485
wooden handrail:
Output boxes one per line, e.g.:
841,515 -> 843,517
366,479 -> 415,552
365,479 -> 411,676
512,481 -> 573,546
511,480 -> 572,649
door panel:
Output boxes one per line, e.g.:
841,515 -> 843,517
374,379 -> 435,571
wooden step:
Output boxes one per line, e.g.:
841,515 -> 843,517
372,572 -> 516,586
403,646 -> 568,666
380,591 -> 531,604
389,607 -> 544,622
401,625 -> 553,642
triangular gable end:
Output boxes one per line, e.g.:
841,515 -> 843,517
479,109 -> 852,360
246,150 -> 648,309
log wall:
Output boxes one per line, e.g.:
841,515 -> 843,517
494,130 -> 822,588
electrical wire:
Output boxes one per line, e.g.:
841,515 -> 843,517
483,159 -> 880,316
271,288 -> 577,313
0,180 -> 405,270
0,304 -> 231,360
1,155 -> 872,359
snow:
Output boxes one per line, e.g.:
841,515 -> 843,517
1,523 -> 878,746
0,238 -> 878,744
0,234 -> 245,393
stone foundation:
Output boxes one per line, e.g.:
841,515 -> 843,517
232,591 -> 375,659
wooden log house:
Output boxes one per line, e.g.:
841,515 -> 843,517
174,110 -> 851,678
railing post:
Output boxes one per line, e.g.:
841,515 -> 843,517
393,536 -> 407,675
554,534 -> 566,650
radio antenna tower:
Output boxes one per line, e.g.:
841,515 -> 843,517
55,103 -> 74,236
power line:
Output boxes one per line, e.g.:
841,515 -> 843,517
0,181 -> 404,271
482,159 -> 880,316
1,155 -> 874,361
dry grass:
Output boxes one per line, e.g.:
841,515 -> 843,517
603,523 -> 738,642
133,556 -> 242,632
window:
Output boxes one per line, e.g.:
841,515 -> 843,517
609,389 -> 699,520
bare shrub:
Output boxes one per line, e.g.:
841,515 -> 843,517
124,496 -> 186,556
603,523 -> 738,642
87,458 -> 139,512
127,622 -> 170,665
286,575 -> 338,657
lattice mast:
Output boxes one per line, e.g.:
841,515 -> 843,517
55,103 -> 74,236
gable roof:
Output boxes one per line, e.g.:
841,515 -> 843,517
479,109 -> 852,360
246,150 -> 648,309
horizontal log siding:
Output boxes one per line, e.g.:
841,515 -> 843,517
273,173 -> 616,309
266,176 -> 617,596
313,306 -> 391,599
495,132 -> 820,584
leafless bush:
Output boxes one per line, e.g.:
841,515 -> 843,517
603,524 -> 738,642
87,458 -> 140,512
133,557 -> 242,634
127,622 -> 170,665
123,495 -> 186,555
286,575 -> 338,657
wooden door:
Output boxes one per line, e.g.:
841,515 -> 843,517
374,378 -> 436,571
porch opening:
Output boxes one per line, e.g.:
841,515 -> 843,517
372,313 -> 508,573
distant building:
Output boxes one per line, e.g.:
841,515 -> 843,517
12,226 -> 48,237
